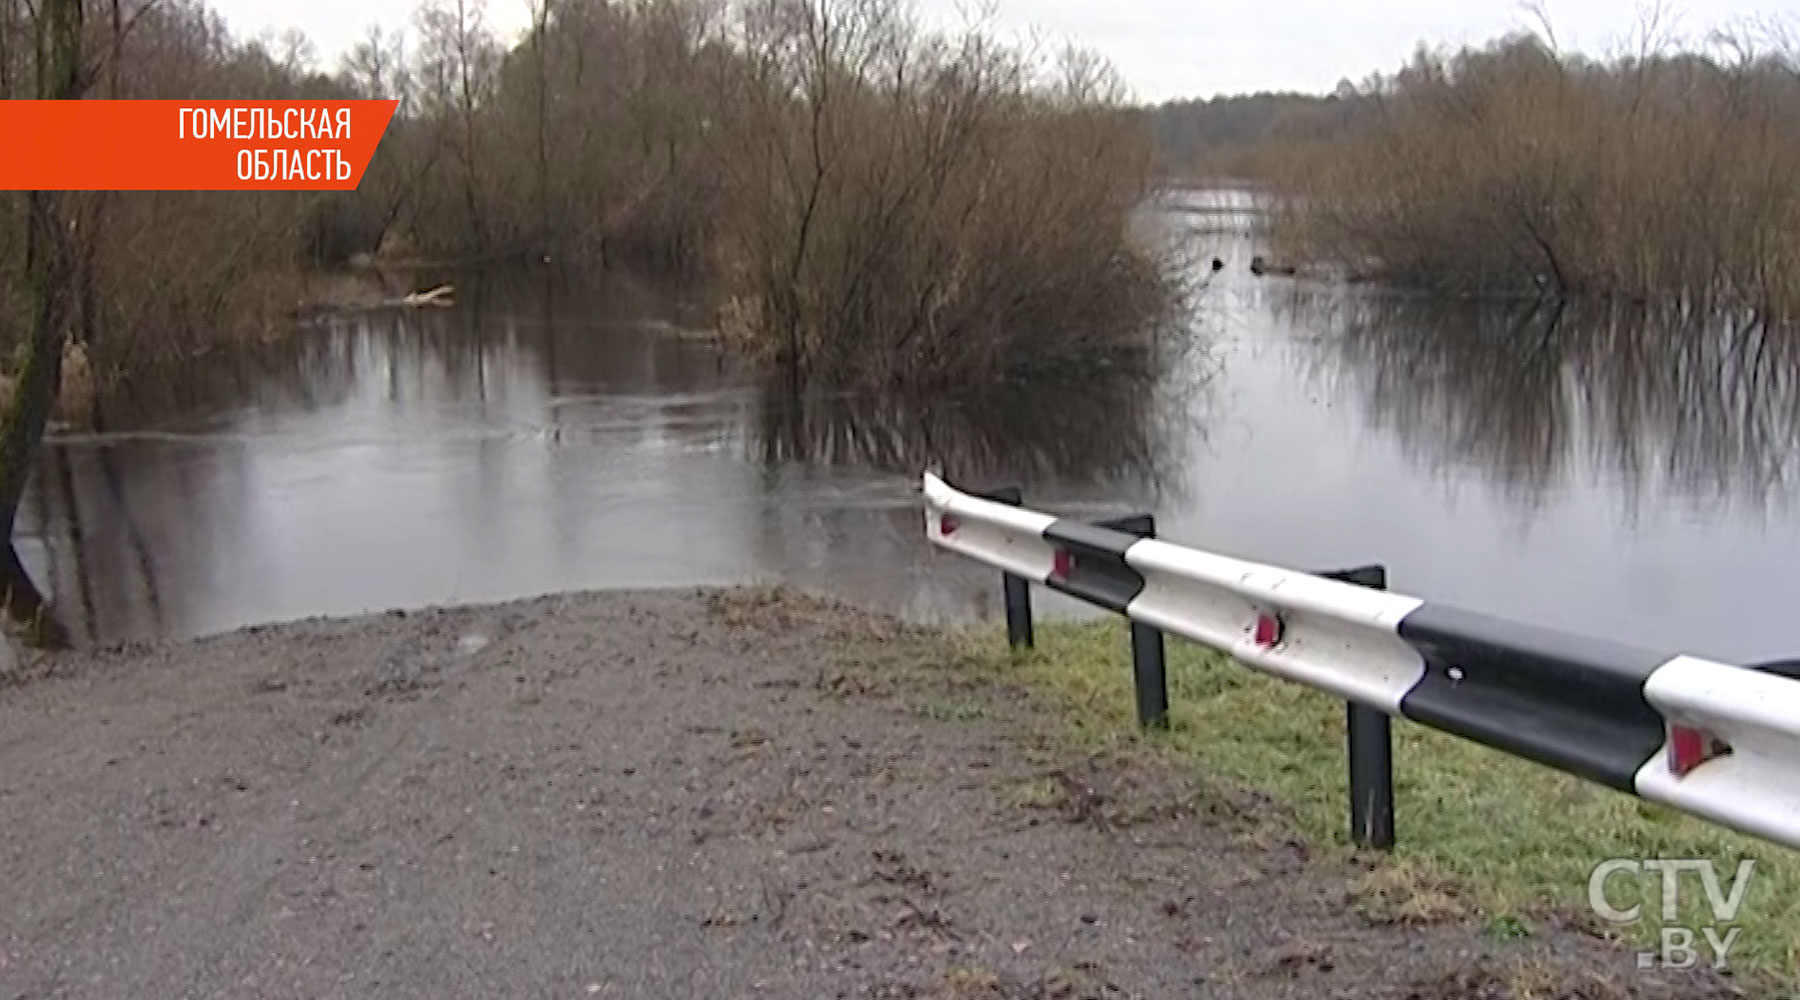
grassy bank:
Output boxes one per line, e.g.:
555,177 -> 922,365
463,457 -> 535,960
951,620 -> 1799,988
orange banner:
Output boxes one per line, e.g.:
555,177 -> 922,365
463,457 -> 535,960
0,100 -> 399,191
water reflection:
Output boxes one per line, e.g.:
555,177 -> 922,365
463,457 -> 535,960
756,373 -> 1195,496
1282,293 -> 1800,522
21,266 -> 1194,646
26,212 -> 1800,660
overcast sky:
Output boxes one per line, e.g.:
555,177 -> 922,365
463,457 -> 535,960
206,0 -> 1800,101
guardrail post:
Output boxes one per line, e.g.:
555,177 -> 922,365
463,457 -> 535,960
977,486 -> 1033,651
1321,564 -> 1396,851
1098,513 -> 1168,730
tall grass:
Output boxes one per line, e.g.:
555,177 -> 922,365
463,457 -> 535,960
1274,33 -> 1800,318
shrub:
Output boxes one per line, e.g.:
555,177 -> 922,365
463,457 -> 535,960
1272,32 -> 1800,318
713,0 -> 1184,389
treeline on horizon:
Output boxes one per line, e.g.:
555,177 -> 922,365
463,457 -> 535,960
0,0 -> 1179,391
1147,90 -> 1355,180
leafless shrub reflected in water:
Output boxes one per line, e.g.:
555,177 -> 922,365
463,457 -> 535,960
1279,290 -> 1800,521
754,363 -> 1207,500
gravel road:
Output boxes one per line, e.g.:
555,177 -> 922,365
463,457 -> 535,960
0,588 -> 1744,999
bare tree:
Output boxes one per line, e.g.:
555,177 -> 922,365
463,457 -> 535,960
528,0 -> 553,252
414,0 -> 497,253
0,0 -> 17,97
342,23 -> 396,98
0,0 -> 84,645
452,0 -> 493,250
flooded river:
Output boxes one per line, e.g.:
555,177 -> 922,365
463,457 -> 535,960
23,190 -> 1800,664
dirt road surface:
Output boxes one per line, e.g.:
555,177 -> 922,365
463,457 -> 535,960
0,589 -> 1743,998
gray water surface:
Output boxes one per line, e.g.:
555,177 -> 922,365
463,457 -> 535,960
24,191 -> 1800,663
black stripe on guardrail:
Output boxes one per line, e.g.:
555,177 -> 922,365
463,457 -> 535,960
1042,519 -> 1147,614
1754,658 -> 1800,680
1396,604 -> 1669,791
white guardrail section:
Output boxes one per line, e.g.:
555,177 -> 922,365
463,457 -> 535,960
922,472 -> 1800,851
1124,540 -> 1427,714
922,473 -> 1062,582
1637,657 -> 1800,848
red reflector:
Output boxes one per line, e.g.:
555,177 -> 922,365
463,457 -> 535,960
1253,613 -> 1282,647
1052,549 -> 1073,578
1668,724 -> 1728,777
939,514 -> 960,536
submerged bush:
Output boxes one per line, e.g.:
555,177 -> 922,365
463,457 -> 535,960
713,0 -> 1183,389
1273,32 -> 1800,318
323,0 -> 1184,389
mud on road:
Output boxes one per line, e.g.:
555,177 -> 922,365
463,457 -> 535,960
0,588 -> 1745,999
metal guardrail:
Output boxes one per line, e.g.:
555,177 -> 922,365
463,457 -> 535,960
924,472 -> 1800,853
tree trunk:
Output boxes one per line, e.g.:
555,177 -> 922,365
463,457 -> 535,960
455,0 -> 488,252
0,0 -> 13,98
533,0 -> 552,254
0,0 -> 85,647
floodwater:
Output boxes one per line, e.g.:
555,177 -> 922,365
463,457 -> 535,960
22,189 -> 1800,664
